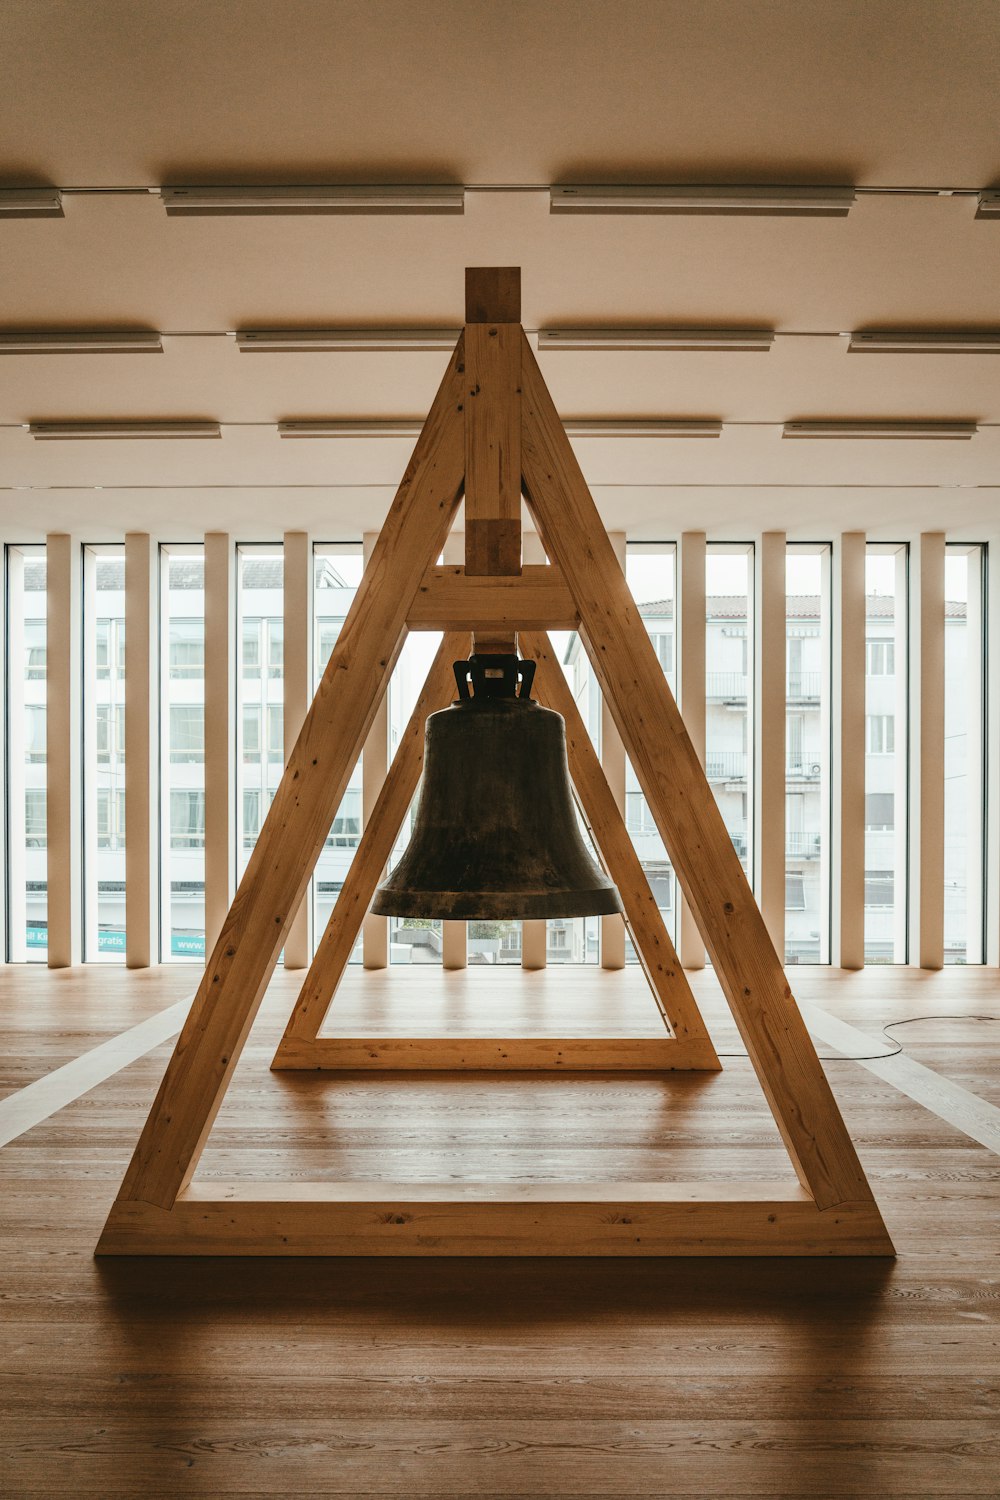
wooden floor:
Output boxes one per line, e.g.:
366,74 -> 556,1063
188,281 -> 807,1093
1,962 -> 999,1496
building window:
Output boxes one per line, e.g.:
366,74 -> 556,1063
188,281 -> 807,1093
160,546 -> 206,962
168,618 -> 204,678
943,544 -> 986,963
865,871 -> 894,908
785,874 -> 806,911
866,715 -> 895,754
24,789 -> 46,847
866,639 -> 895,676
170,705 -> 205,762
865,792 -> 895,830
170,790 -> 205,848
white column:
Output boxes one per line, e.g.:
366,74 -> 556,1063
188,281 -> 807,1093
599,532 -> 628,969
362,531 -> 390,969
441,530 -> 469,970
520,531 -> 548,969
986,536 -> 1000,965
204,532 -> 235,952
831,533 -> 866,969
678,531 -> 706,968
124,534 -> 158,967
46,533 -> 82,967
909,532 -> 945,969
283,531 -> 312,969
753,532 -> 786,955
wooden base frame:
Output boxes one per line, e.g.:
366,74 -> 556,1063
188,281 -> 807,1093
98,268 -> 894,1259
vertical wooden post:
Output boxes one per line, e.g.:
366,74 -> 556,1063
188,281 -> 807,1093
46,533 -> 82,968
440,532 -> 469,971
831,533 -> 866,969
600,533 -> 627,969
282,532 -> 313,968
124,534 -> 158,968
362,530 -> 390,970
204,532 -> 235,953
464,266 -> 521,656
678,532 -> 707,969
910,532 -> 945,969
754,532 -> 786,956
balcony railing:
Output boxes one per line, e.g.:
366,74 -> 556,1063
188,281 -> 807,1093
706,673 -> 748,701
786,831 -> 822,858
706,750 -> 747,780
786,672 -> 822,700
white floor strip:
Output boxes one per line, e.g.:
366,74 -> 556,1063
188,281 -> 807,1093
0,996 -> 191,1148
801,1001 -> 1000,1157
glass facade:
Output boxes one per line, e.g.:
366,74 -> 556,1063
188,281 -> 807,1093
5,546 -> 48,961
83,547 -> 126,959
864,545 -> 908,963
161,547 -> 206,961
944,545 -> 985,964
705,545 -> 753,887
784,546 -> 831,964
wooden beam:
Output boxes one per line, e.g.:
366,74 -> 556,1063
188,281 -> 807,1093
464,268 -> 521,628
522,631 -> 718,1066
275,635 -> 467,1056
520,330 -> 879,1212
98,1182 -> 894,1257
277,1036 -> 714,1071
113,340 -> 466,1212
407,565 -> 578,631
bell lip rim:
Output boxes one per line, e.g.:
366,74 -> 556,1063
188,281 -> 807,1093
371,887 -> 623,920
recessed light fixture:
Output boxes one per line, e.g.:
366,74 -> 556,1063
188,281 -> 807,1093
847,330 -> 1000,354
550,185 -> 855,217
563,419 -> 723,438
238,329 -> 461,353
975,190 -> 1000,219
28,421 -> 221,440
278,419 -> 425,438
161,185 -> 465,215
782,420 -> 977,440
0,188 -> 64,218
0,331 -> 163,354
539,327 -> 773,352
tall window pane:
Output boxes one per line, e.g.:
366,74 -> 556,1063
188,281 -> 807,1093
865,545 -> 908,963
785,546 -> 830,964
706,545 -> 753,887
388,633 -> 446,964
547,629 -> 601,965
312,547 -> 364,955
944,544 -> 985,964
83,546 -> 126,960
624,543 -> 677,958
236,548 -> 283,882
5,546 -> 47,960
161,547 -> 205,960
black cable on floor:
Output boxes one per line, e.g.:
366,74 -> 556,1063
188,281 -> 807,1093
716,1012 -> 1000,1063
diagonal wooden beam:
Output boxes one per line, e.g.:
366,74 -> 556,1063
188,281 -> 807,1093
275,634 -> 468,1060
522,630 -> 719,1069
113,340 -> 467,1212
519,330 -> 879,1212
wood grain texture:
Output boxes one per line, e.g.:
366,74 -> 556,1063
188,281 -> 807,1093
407,564 -> 578,630
522,629 -> 717,1067
464,316 -> 521,593
519,331 -> 883,1219
275,1035 -> 715,1071
465,265 -> 521,323
110,339 -> 467,1214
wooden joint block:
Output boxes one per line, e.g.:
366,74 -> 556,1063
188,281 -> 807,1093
465,266 -> 521,323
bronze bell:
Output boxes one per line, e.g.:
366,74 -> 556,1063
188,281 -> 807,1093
372,653 -> 623,920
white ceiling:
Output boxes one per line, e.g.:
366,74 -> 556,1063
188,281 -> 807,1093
2,0 -> 999,541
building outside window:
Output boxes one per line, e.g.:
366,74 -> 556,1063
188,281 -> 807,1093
706,545 -> 754,888
943,544 -> 985,963
161,546 -> 206,960
865,545 -> 908,962
236,549 -> 284,888
784,545 -> 831,964
83,547 -> 126,960
5,546 -> 47,959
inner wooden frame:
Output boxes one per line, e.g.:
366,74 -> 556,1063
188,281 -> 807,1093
97,268 -> 894,1258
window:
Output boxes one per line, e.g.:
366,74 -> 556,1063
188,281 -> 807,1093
170,705 -> 204,762
25,705 -> 47,763
242,705 -> 261,760
786,874 -> 806,911
83,545 -> 126,961
170,790 -> 205,848
267,620 -> 284,679
237,548 -> 284,886
707,545 -> 753,895
866,640 -> 895,676
169,618 -> 204,678
242,620 -> 261,678
650,633 -> 673,673
865,793 -> 894,830
943,544 -> 986,963
866,715 -> 894,754
24,620 -> 46,680
242,788 -> 264,847
865,871 -> 894,908
97,789 -> 126,850
326,787 -> 362,847
267,704 -> 284,762
25,789 -> 46,847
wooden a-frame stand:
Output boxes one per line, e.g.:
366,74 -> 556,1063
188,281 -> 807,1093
98,268 -> 893,1257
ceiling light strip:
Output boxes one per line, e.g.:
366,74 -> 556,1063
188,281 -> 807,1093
161,185 -> 464,215
28,421 -> 221,440
563,419 -> 723,438
975,191 -> 1000,219
539,328 -> 774,352
782,420 -> 977,440
0,331 -> 163,355
0,188 -> 64,218
550,185 -> 856,216
239,329 -> 461,352
848,330 -> 1000,354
